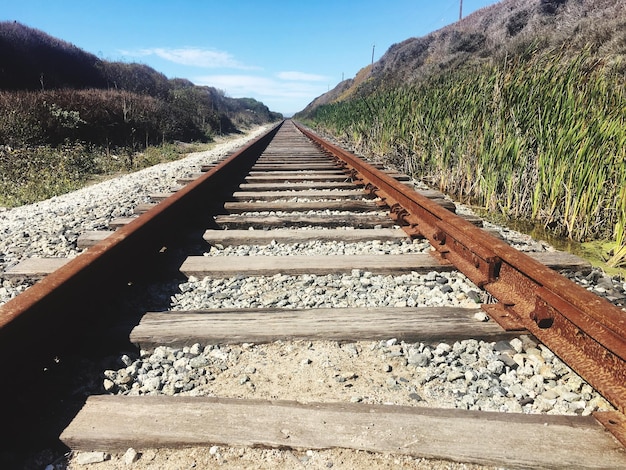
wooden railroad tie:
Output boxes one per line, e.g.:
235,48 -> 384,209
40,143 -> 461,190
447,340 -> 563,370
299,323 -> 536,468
4,251 -> 591,280
60,396 -> 626,469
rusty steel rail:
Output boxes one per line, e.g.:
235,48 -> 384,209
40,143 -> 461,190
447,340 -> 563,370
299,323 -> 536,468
0,123 -> 282,360
295,122 -> 626,442
2,119 -> 625,448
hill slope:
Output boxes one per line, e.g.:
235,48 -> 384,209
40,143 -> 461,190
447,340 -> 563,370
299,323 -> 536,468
0,22 -> 282,133
300,0 -> 626,114
297,0 -> 626,263
0,21 -> 110,91
0,22 -> 282,207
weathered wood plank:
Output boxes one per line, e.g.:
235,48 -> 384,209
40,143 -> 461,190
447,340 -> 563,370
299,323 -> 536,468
244,173 -> 410,183
224,198 -> 455,213
180,252 -> 591,279
231,189 -> 371,201
528,251 -> 593,273
250,164 -> 340,171
422,198 -> 456,212
60,396 -> 626,469
238,181 -> 358,191
229,188 -> 448,202
245,174 -> 350,182
214,213 -> 477,230
214,214 -> 396,229
135,201 -> 235,215
2,258 -> 71,279
134,203 -> 156,214
203,228 -> 409,246
4,251 -> 591,280
109,217 -> 137,229
412,189 -> 447,199
132,199 -> 391,215
76,231 -> 115,248
200,164 -> 345,175
254,158 -> 332,163
129,307 -> 517,348
386,172 -> 411,181
180,253 -> 446,277
461,214 -> 483,227
223,199 -> 381,213
78,229 -> 202,248
149,192 -> 176,202
177,172 -> 350,185
246,170 -> 348,176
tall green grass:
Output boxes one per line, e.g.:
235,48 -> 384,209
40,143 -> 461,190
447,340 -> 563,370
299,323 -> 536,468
306,47 -> 626,263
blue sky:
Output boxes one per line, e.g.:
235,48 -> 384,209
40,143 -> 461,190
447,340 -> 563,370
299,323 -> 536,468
3,0 -> 500,115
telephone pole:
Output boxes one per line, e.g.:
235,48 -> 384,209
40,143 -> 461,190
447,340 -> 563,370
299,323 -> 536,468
459,0 -> 463,20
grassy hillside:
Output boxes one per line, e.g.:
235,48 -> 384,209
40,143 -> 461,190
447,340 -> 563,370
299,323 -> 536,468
0,22 -> 282,141
298,0 -> 626,268
0,22 -> 282,207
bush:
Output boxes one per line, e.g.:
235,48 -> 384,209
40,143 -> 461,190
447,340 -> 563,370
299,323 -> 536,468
507,10 -> 530,37
540,0 -> 569,15
449,32 -> 487,54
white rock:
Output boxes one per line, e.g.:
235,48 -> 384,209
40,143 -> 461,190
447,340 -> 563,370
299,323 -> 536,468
473,310 -> 489,322
509,338 -> 524,353
123,447 -> 139,465
103,378 -> 115,392
76,451 -> 108,465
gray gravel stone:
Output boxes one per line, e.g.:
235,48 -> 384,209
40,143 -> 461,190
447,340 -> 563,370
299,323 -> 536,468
106,335 -> 613,417
0,127 -> 270,306
1,124 -> 620,433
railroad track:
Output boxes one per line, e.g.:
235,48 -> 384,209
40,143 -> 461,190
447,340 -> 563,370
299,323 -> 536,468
0,120 -> 625,469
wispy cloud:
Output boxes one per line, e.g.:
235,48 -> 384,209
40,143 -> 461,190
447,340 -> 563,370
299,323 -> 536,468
195,73 -> 329,98
120,47 -> 258,70
194,71 -> 333,113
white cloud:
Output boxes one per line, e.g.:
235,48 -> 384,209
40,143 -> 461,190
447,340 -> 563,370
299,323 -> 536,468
194,73 -> 332,114
195,74 -> 328,99
120,47 -> 258,70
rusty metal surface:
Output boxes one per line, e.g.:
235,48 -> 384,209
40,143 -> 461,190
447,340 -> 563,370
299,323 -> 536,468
295,122 -> 626,419
0,123 -> 282,356
2,119 -> 625,446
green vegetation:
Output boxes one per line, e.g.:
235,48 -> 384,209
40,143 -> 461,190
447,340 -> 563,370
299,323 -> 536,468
296,0 -> 626,270
0,86 -> 278,150
0,141 -> 207,207
0,22 -> 282,208
303,46 -> 626,267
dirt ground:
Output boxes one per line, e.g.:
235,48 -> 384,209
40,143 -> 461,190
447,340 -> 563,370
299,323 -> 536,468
66,338 -> 502,469
68,446 -> 494,469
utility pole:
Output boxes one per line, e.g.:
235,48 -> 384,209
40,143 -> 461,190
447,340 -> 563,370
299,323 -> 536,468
371,44 -> 375,67
459,0 -> 463,20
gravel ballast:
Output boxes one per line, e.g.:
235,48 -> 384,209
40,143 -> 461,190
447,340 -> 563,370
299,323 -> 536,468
106,336 -> 612,416
0,126 -> 271,306
1,126 -> 623,469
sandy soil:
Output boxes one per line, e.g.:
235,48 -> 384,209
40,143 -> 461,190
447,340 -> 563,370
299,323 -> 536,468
68,446 -> 494,469
64,338 -> 519,469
